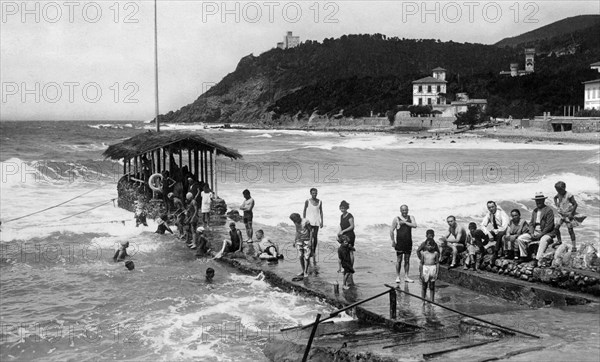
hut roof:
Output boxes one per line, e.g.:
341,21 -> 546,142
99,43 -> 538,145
102,131 -> 243,160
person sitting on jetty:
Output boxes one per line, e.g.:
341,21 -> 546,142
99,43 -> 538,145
439,216 -> 467,268
390,204 -> 417,283
303,188 -> 323,265
516,192 -> 556,267
418,230 -> 439,302
553,181 -> 583,252
213,222 -> 244,259
200,184 -> 214,228
465,222 -> 487,271
240,189 -> 255,242
255,229 -> 283,260
194,227 -> 211,256
155,217 -> 173,235
503,209 -> 529,261
113,241 -> 130,262
337,235 -> 355,290
480,201 -> 509,258
290,212 -> 312,279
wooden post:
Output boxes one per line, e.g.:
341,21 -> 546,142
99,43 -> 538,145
200,150 -> 204,182
389,289 -> 396,319
178,152 -> 182,175
302,314 -> 321,362
194,150 -> 199,181
213,149 -> 217,196
188,149 -> 192,177
134,156 -> 138,178
209,149 -> 214,189
156,149 -> 161,173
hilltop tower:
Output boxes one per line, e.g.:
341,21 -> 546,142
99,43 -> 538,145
510,63 -> 519,77
525,48 -> 535,73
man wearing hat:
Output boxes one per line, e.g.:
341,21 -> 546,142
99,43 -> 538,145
516,192 -> 556,266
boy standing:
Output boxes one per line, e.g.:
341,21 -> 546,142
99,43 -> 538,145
290,213 -> 312,278
337,235 -> 355,289
418,230 -> 439,302
553,181 -> 581,252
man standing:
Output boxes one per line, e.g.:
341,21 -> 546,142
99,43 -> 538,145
240,189 -> 255,242
439,215 -> 467,268
480,201 -> 510,258
390,205 -> 417,283
516,192 -> 556,266
503,209 -> 529,261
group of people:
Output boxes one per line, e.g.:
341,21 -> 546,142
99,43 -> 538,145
435,181 -> 583,272
390,181 -> 584,302
143,178 -> 584,303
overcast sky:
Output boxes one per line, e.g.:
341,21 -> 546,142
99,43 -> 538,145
1,0 -> 598,121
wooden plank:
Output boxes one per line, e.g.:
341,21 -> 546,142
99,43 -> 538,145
423,339 -> 499,359
302,314 -> 321,362
382,335 -> 459,349
384,284 -> 540,339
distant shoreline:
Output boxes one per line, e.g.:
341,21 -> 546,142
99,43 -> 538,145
226,123 -> 600,145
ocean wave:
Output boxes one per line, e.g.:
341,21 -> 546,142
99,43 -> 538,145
87,123 -> 133,130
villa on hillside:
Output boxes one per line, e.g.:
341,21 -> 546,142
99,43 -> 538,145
583,61 -> 600,110
410,68 -> 487,118
412,67 -> 447,106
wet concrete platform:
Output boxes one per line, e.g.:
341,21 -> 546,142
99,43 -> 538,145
201,223 -> 600,361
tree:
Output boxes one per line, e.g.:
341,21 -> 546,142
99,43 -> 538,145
454,105 -> 489,128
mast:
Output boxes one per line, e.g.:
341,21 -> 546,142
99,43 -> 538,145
154,0 -> 160,132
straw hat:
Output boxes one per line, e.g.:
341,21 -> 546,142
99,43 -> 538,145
532,192 -> 548,200
196,226 -> 205,233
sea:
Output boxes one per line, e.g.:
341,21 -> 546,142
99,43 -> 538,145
1,120 -> 599,361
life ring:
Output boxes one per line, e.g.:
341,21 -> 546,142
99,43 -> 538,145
148,173 -> 163,192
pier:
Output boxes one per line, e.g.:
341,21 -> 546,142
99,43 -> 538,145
199,222 -> 600,361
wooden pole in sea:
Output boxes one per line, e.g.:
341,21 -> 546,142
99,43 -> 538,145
154,0 -> 160,132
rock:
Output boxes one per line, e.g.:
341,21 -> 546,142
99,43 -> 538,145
520,274 -> 529,281
212,197 -> 228,215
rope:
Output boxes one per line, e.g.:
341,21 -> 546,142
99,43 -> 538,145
60,199 -> 116,221
3,187 -> 104,223
6,219 -> 130,230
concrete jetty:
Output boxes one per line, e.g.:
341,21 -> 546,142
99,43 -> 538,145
196,222 -> 600,361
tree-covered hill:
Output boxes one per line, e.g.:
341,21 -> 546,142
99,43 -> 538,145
159,19 -> 600,124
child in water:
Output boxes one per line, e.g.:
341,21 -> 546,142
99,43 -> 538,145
337,235 -> 355,289
418,230 -> 439,302
113,241 -> 129,262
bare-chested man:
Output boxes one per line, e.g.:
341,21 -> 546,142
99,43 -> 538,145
439,215 -> 467,268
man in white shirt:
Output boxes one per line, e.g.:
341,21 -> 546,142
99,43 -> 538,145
480,201 -> 510,259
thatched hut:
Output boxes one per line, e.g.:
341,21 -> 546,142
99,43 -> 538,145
103,131 -> 242,216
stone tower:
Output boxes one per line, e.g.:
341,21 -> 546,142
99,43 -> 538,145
525,48 -> 535,73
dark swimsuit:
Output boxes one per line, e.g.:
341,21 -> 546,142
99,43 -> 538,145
395,216 -> 413,255
228,230 -> 241,252
340,213 -> 355,247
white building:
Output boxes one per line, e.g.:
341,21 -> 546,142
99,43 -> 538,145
412,67 -> 447,106
583,61 -> 600,110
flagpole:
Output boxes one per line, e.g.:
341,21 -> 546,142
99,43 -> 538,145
154,0 -> 160,132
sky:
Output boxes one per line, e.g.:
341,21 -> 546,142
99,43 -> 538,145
1,0 -> 599,121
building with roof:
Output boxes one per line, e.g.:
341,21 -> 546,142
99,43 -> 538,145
500,48 -> 535,76
412,67 -> 447,106
451,93 -> 488,114
584,61 -> 600,110
277,31 -> 300,49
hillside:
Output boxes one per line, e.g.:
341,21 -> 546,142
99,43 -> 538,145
159,18 -> 600,124
495,15 -> 600,48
